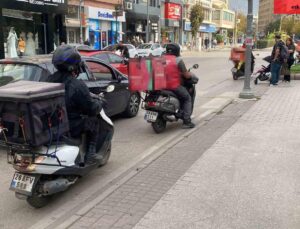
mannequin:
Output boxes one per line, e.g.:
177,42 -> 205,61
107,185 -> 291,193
7,27 -> 18,58
25,32 -> 36,56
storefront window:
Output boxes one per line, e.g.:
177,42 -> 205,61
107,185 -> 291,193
2,9 -> 45,58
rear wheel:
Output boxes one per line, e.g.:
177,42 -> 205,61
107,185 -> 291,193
99,142 -> 111,167
124,93 -> 140,118
151,117 -> 167,134
27,193 -> 51,208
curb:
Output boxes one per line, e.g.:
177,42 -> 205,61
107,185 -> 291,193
31,97 -> 235,229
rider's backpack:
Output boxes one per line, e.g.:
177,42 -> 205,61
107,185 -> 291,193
0,81 -> 69,147
280,43 -> 289,61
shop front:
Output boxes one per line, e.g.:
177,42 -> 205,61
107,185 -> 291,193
184,21 -> 216,48
86,6 -> 125,50
0,0 -> 68,59
162,2 -> 182,44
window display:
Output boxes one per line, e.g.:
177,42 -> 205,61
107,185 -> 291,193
7,27 -> 18,58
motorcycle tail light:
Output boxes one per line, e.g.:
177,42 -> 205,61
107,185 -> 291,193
147,101 -> 156,107
14,154 -> 45,172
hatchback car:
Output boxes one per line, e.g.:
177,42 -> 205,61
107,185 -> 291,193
80,51 -> 128,75
0,55 -> 140,117
102,44 -> 138,58
136,43 -> 164,57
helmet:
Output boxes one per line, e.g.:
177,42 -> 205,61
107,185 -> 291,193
165,43 -> 181,57
52,45 -> 82,72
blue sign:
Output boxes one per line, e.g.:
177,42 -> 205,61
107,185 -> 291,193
184,22 -> 216,33
89,19 -> 100,32
98,11 -> 114,19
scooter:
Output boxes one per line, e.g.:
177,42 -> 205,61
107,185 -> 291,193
3,89 -> 114,208
231,53 -> 255,80
143,64 -> 199,133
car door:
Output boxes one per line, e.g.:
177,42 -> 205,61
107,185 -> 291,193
107,53 -> 128,75
152,44 -> 160,56
84,60 -> 130,116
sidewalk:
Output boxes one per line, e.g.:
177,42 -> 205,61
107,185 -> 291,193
134,82 -> 300,229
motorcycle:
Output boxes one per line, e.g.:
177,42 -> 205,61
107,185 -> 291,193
231,54 -> 255,80
3,87 -> 114,208
143,64 -> 199,133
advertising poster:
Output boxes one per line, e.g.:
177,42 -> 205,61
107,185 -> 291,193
274,0 -> 300,14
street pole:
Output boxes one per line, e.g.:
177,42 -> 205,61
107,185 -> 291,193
146,0 -> 149,43
79,0 -> 83,44
239,0 -> 255,99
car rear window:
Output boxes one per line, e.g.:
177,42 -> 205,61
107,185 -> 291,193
0,63 -> 46,86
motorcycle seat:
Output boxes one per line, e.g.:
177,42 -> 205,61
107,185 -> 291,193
61,135 -> 82,146
160,90 -> 177,97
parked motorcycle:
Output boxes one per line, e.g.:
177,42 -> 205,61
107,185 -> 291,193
4,87 -> 114,208
143,64 -> 199,133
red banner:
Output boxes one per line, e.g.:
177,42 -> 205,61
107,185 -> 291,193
274,0 -> 300,14
165,3 -> 181,20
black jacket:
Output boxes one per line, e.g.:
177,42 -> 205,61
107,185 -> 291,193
47,71 -> 102,131
116,45 -> 129,59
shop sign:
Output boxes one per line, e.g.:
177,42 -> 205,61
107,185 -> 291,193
274,0 -> 300,14
165,3 -> 181,20
0,0 -> 68,13
184,22 -> 216,33
88,6 -> 125,22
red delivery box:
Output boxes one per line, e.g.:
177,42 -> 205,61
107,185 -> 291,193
128,56 -> 180,91
128,58 -> 151,91
230,47 -> 246,62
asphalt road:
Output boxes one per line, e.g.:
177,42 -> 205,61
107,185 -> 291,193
0,49 -> 271,229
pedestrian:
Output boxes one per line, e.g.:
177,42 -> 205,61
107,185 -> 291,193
204,37 -> 209,50
18,37 -> 25,57
213,38 -> 217,49
116,40 -> 129,59
283,37 -> 295,83
270,34 -> 288,86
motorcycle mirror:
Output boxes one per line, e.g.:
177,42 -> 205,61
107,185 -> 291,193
193,64 -> 199,69
106,85 -> 115,93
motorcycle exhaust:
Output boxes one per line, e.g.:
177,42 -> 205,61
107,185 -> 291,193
42,178 -> 77,196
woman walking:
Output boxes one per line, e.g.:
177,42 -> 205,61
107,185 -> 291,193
283,37 -> 295,83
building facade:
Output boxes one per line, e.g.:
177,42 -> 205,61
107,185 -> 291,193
124,0 -> 161,44
182,0 -> 216,48
0,0 -> 68,59
212,0 -> 235,40
258,0 -> 278,34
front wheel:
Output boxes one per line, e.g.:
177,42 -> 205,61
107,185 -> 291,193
124,93 -> 140,118
151,117 -> 167,134
27,193 -> 51,208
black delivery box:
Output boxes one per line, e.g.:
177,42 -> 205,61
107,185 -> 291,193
0,81 -> 69,147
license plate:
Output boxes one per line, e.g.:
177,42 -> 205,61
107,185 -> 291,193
144,111 -> 158,122
10,173 -> 36,194
231,68 -> 237,73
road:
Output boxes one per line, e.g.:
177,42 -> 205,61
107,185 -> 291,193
0,49 -> 271,229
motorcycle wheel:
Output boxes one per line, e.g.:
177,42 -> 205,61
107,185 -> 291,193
27,193 -> 51,208
99,142 -> 111,167
151,117 -> 167,134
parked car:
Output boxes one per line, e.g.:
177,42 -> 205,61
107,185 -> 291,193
102,44 -> 138,58
79,50 -> 128,75
68,43 -> 96,51
136,43 -> 164,57
0,55 -> 140,117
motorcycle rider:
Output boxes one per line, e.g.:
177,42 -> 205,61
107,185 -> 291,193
164,43 -> 195,128
47,45 -> 103,165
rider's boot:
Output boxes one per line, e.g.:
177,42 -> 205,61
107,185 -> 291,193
85,142 -> 103,165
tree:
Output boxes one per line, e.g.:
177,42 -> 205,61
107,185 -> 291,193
281,17 -> 294,35
236,12 -> 247,34
189,3 -> 204,46
265,19 -> 280,34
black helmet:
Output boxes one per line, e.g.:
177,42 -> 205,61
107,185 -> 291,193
165,43 -> 181,57
52,45 -> 82,72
